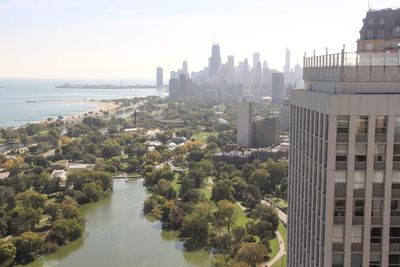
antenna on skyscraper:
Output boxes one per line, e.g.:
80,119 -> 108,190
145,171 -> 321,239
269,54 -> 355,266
368,0 -> 371,11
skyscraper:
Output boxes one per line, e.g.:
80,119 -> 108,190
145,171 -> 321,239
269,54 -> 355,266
156,67 -> 163,88
253,52 -> 260,69
271,72 -> 284,104
209,44 -> 222,78
288,9 -> 400,267
182,61 -> 189,78
237,100 -> 253,147
284,48 -> 291,73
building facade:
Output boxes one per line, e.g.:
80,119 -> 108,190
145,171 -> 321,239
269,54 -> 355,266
156,67 -> 163,88
252,116 -> 280,148
288,17 -> 400,266
237,100 -> 253,147
272,72 -> 284,104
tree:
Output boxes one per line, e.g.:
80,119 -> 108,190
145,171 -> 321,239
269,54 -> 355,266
50,218 -> 84,245
249,169 -> 271,195
0,242 -> 16,265
252,204 -> 279,231
188,150 -> 204,162
234,243 -> 268,267
241,163 -> 256,180
243,185 -> 262,209
179,177 -> 196,198
187,167 -> 206,188
44,202 -> 61,222
215,200 -> 238,247
246,220 -> 275,242
156,179 -> 177,200
15,232 -> 43,264
7,207 -> 41,234
211,180 -> 235,203
16,190 -> 47,209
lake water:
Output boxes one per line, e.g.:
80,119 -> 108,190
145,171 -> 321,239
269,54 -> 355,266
0,79 -> 167,127
27,179 -> 211,267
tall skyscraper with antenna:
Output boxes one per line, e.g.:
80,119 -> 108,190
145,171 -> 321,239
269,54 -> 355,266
208,43 -> 222,78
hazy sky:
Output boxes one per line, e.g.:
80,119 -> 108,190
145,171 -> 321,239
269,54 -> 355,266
0,0 -> 399,80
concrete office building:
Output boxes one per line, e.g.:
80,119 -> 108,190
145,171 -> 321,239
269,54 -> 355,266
252,116 -> 280,148
156,67 -> 163,88
288,9 -> 400,267
237,100 -> 253,147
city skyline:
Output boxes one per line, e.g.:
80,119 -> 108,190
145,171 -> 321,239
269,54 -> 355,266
1,0 -> 399,79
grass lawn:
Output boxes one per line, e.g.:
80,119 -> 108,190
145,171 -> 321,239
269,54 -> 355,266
235,205 -> 250,227
191,132 -> 217,143
200,186 -> 212,200
268,221 -> 287,266
272,255 -> 286,267
172,175 -> 181,191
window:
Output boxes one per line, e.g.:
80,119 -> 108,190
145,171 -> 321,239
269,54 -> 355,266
380,18 -> 385,25
354,172 -> 366,189
395,117 -> 400,137
367,30 -> 374,38
369,19 -> 374,25
370,254 -> 381,267
393,172 -> 400,188
389,254 -> 400,266
366,43 -> 374,51
354,200 -> 364,216
376,116 -> 387,134
336,144 -> 348,162
335,172 -> 347,183
390,227 -> 400,244
373,172 -> 385,184
334,199 -> 346,217
374,144 -> 386,162
391,200 -> 400,217
371,227 -> 383,243
355,144 -> 367,164
378,29 -> 385,38
393,26 -> 400,38
337,116 -> 349,134
356,116 -> 368,134
351,254 -> 362,267
352,226 -> 363,243
372,199 -> 384,216
332,254 -> 344,267
333,225 -> 344,243
394,144 -> 400,162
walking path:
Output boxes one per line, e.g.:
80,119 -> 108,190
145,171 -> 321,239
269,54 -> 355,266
262,199 -> 288,267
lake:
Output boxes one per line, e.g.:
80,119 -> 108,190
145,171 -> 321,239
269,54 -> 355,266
26,179 -> 211,267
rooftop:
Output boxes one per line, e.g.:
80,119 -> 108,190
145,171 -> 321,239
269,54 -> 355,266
359,8 -> 400,41
303,50 -> 400,94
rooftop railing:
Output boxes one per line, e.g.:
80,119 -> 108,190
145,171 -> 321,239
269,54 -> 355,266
303,49 -> 400,83
304,51 -> 400,68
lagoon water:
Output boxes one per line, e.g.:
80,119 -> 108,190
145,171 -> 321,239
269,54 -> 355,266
27,179 -> 211,267
0,79 -> 166,127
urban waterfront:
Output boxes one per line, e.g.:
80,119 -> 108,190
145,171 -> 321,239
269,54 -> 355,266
26,179 -> 211,267
0,79 -> 166,127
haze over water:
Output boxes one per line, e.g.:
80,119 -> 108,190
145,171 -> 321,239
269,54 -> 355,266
0,79 -> 165,127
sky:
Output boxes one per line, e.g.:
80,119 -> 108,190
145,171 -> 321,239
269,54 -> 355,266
0,0 -> 399,80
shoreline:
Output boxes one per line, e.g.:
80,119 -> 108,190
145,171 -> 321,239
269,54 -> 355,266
0,99 -> 121,129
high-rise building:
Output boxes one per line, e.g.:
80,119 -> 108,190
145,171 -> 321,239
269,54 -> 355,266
252,116 -> 280,148
284,48 -> 291,73
357,8 -> 400,53
156,67 -> 163,88
209,44 -> 222,77
253,52 -> 261,69
179,74 -> 188,97
288,9 -> 400,267
168,78 -> 179,99
271,72 -> 284,104
237,100 -> 253,147
182,61 -> 189,78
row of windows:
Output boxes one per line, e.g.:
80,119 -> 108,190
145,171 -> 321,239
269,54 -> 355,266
333,226 -> 400,246
332,253 -> 383,267
337,115 -> 400,137
334,198 -> 400,218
